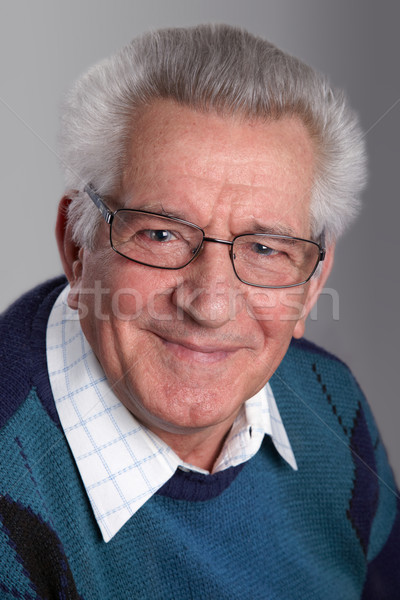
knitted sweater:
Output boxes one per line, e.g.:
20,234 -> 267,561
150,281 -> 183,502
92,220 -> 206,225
0,278 -> 399,599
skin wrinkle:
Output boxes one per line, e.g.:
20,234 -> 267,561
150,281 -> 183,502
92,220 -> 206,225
63,99 -> 333,471
121,100 -> 317,239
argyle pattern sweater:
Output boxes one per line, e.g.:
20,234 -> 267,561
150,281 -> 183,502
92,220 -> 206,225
0,278 -> 399,599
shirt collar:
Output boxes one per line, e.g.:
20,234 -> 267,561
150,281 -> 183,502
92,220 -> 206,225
46,285 -> 297,542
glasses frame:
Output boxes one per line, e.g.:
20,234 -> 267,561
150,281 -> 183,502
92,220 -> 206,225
84,183 -> 326,289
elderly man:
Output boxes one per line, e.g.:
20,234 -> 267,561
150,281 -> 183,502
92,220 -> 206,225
0,24 -> 398,599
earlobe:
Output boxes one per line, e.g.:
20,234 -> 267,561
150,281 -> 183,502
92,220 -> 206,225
292,244 -> 335,340
293,317 -> 306,339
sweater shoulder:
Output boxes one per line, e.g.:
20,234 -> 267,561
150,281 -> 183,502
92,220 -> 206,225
288,336 -> 350,368
272,337 -> 399,566
276,336 -> 364,404
0,276 -> 67,429
273,336 -> 378,448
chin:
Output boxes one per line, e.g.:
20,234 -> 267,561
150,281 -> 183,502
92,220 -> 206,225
126,382 -> 240,434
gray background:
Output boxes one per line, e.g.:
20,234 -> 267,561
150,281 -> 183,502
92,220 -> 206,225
1,0 -> 399,485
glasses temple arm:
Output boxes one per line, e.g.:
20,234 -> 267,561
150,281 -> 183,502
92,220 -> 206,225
319,231 -> 326,261
84,184 -> 113,224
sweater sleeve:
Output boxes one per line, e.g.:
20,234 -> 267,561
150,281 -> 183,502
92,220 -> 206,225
359,391 -> 400,598
361,497 -> 400,598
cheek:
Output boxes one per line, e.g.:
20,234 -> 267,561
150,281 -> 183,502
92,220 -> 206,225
248,289 -> 308,376
246,287 -> 307,326
108,287 -> 145,321
101,265 -> 182,323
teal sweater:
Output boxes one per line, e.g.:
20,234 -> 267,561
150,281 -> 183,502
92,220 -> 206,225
0,278 -> 399,599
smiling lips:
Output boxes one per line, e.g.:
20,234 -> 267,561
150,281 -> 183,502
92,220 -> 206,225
158,335 -> 240,364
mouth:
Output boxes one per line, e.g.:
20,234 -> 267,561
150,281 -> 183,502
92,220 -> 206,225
155,334 -> 240,364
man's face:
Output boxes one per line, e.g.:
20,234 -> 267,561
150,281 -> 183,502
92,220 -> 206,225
68,100 -> 321,446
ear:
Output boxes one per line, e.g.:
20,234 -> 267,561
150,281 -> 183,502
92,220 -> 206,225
56,195 -> 79,280
55,195 -> 83,309
293,243 -> 335,339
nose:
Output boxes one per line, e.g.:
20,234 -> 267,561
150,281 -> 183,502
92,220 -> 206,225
171,241 -> 244,328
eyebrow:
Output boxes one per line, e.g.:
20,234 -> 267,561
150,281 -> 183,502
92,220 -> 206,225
246,221 -> 297,237
124,201 -> 298,237
129,201 -> 189,221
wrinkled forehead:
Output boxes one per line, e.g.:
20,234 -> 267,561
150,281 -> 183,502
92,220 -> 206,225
120,100 -> 316,235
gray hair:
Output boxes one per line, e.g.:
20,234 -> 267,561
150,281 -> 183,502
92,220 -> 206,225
59,24 -> 367,248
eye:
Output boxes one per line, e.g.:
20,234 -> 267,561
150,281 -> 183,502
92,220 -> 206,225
145,229 -> 177,242
251,243 -> 279,256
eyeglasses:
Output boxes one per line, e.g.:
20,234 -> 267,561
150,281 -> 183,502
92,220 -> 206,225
85,184 -> 326,289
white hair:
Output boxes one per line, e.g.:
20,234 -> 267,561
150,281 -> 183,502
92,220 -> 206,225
59,24 -> 367,248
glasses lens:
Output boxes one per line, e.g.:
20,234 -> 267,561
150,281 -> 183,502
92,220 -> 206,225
111,211 -> 204,268
233,235 -> 320,287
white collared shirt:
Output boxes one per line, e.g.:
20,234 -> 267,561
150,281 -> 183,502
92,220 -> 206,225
46,285 -> 297,542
